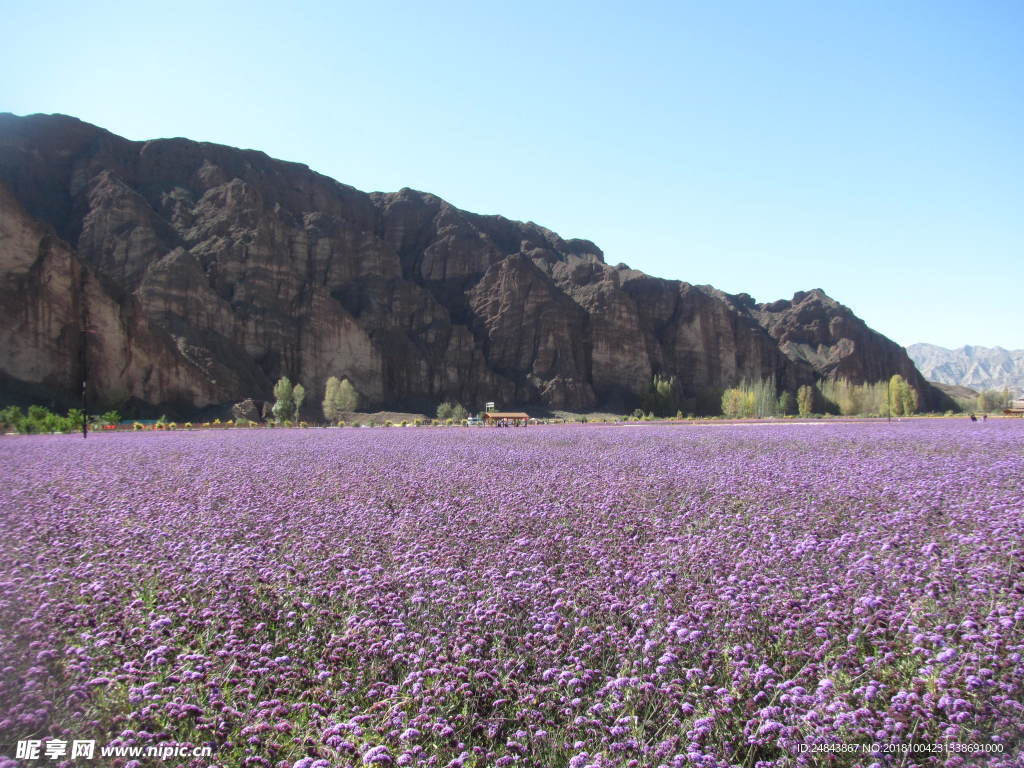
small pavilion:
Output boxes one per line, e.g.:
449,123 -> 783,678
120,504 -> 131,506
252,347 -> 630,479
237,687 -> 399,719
483,411 -> 529,427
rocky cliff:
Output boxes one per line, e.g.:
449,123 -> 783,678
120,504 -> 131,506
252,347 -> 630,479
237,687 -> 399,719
0,113 -> 941,415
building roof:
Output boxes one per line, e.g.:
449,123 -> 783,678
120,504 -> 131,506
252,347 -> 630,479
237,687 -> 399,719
484,411 -> 529,419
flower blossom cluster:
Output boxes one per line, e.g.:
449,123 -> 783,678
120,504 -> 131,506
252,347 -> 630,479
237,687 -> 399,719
0,420 -> 1021,767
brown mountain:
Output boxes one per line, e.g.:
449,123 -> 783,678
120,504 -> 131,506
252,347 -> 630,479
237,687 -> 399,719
0,113 -> 940,416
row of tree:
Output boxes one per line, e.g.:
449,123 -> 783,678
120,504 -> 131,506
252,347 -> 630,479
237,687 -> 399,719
272,376 -> 481,425
957,388 -> 1013,414
721,378 -> 788,418
275,371 -> 1011,422
719,375 -> 921,418
270,376 -> 361,424
819,375 -> 919,416
0,405 -> 120,434
5,373 -> 965,433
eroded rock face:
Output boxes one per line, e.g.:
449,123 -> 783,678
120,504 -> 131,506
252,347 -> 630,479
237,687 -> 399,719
0,183 -> 226,412
0,113 -> 940,413
750,289 -> 935,402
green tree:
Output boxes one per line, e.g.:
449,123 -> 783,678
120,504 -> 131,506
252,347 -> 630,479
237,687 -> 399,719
797,385 -> 815,416
292,383 -> 306,421
900,379 -> 918,415
436,402 -> 454,420
977,388 -> 1010,413
336,378 -> 359,412
820,378 -> 892,416
272,377 -> 294,423
323,376 -> 341,422
749,377 -> 777,417
323,376 -> 360,421
888,375 -> 918,416
777,391 -> 794,416
642,374 -> 679,417
721,388 -> 746,418
720,378 -> 778,418
451,403 -> 468,422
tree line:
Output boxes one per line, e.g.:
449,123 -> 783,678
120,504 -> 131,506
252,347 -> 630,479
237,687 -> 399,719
274,376 -> 476,425
0,405 -> 120,434
951,388 -> 1013,414
8,372 -> 1003,434
268,375 -> 360,424
717,374 -> 921,418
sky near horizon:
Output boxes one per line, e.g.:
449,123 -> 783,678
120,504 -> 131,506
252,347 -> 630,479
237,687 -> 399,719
3,0 -> 1021,349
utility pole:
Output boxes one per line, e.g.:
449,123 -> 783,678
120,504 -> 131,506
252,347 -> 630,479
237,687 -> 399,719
79,260 -> 89,439
80,349 -> 88,437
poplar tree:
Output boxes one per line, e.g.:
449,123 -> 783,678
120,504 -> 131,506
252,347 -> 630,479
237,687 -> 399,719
272,377 -> 294,423
778,391 -> 794,415
889,375 -> 918,416
323,376 -> 341,422
336,379 -> 359,412
293,383 -> 306,421
797,385 -> 815,416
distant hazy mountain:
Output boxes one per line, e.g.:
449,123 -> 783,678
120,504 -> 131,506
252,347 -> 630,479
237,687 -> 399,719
907,344 -> 1024,394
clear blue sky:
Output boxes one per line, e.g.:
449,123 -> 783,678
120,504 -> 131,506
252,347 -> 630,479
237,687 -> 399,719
3,0 -> 1021,349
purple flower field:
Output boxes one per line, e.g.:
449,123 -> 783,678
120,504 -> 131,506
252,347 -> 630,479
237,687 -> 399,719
1,421 -> 1022,767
